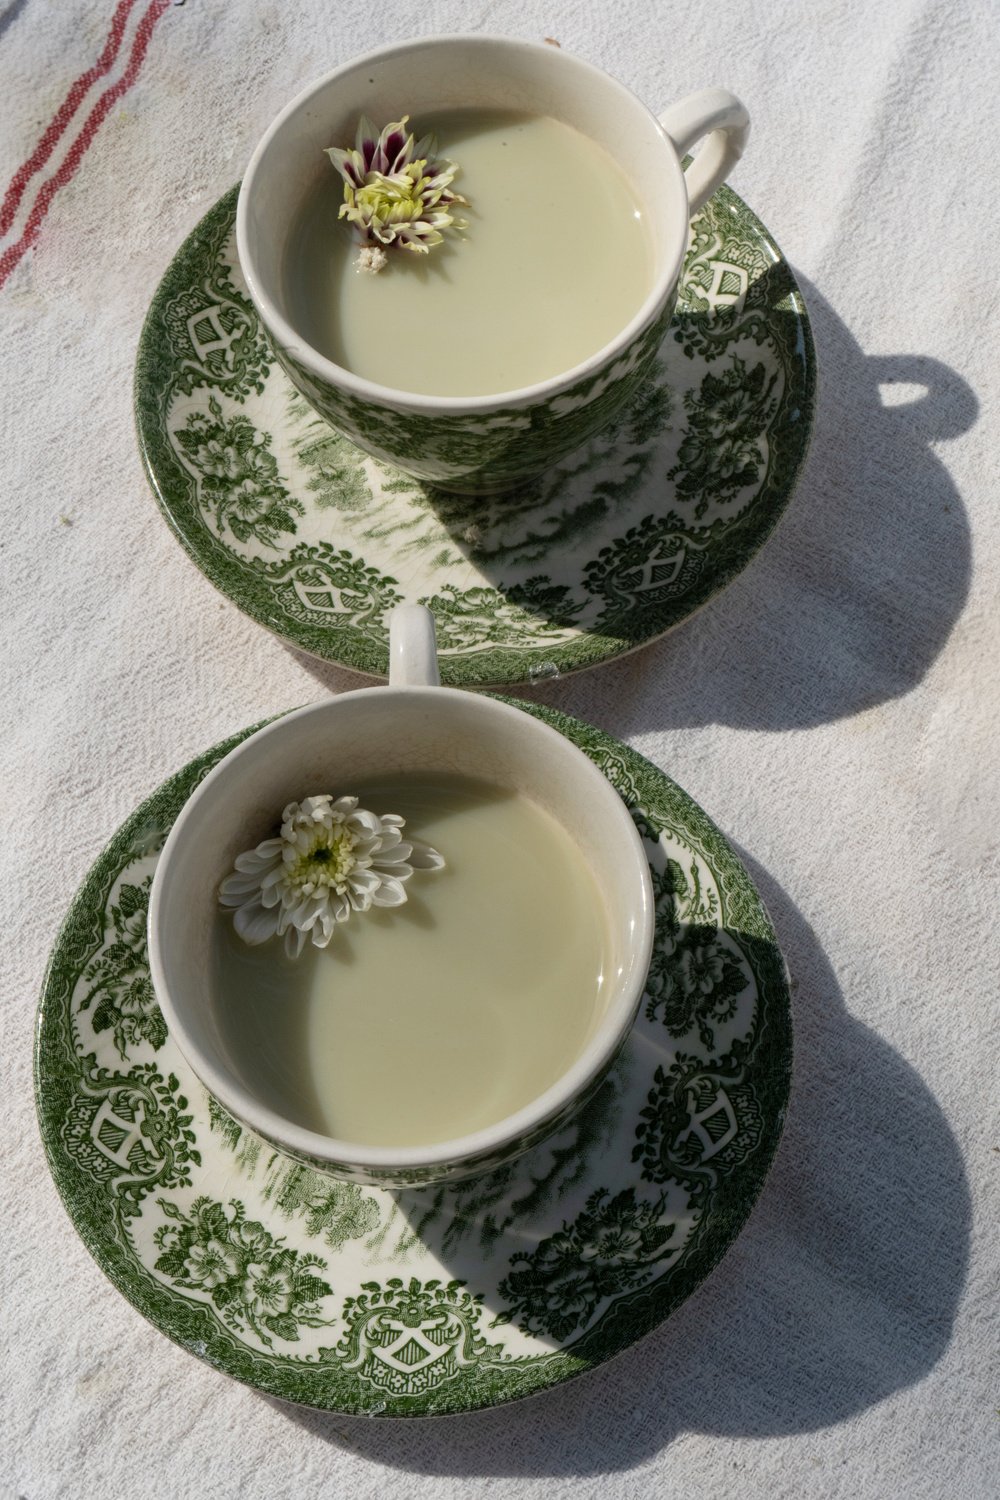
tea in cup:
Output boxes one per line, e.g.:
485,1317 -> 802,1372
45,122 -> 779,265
237,35 -> 749,492
148,606 -> 654,1186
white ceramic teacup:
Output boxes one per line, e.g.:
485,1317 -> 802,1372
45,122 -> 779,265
148,605 -> 654,1186
236,34 -> 749,494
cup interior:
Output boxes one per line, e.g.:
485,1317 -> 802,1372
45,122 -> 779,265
238,35 -> 688,397
149,689 -> 653,1171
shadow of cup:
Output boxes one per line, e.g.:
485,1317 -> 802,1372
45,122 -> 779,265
539,280 -> 977,735
265,852 -> 969,1472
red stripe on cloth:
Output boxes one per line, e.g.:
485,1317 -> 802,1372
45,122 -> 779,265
0,0 -> 171,289
0,0 -> 139,236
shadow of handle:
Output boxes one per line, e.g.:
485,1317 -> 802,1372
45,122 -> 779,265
871,354 -> 979,440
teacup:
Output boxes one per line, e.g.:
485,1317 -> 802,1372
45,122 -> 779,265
148,605 -> 654,1186
236,34 -> 749,494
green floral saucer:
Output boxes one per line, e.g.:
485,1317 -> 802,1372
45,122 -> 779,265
134,186 -> 815,686
36,703 -> 791,1417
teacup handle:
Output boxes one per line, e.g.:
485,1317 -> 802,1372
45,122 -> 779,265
659,88 -> 750,215
389,604 -> 441,687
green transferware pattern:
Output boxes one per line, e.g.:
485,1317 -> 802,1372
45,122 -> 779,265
134,185 -> 815,686
36,705 -> 791,1417
271,295 -> 676,493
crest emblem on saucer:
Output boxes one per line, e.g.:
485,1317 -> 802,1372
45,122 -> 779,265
332,1277 -> 509,1396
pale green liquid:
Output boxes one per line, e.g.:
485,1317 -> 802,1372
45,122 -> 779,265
283,109 -> 654,396
212,775 -> 612,1147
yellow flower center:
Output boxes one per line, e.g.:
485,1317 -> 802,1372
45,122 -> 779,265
291,825 -> 357,888
355,167 -> 427,224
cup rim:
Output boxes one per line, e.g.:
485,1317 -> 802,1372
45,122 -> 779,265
235,32 -> 690,414
148,687 -> 655,1174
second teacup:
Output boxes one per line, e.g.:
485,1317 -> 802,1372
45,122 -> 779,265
148,605 -> 654,1186
237,34 -> 749,493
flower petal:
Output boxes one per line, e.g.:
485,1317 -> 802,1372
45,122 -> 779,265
408,839 -> 446,871
232,841 -> 282,873
356,114 -> 381,170
284,924 -> 308,960
377,116 -> 410,174
233,902 -> 280,945
324,145 -> 362,187
410,130 -> 437,161
219,871 -> 270,901
371,877 -> 407,908
349,807 -> 381,836
375,827 -> 404,851
372,840 -> 412,865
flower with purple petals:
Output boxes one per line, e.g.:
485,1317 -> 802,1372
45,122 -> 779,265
325,115 -> 467,270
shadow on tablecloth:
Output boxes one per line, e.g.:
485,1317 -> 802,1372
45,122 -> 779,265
265,851 -> 970,1476
292,280 -> 976,733
531,276 -> 977,734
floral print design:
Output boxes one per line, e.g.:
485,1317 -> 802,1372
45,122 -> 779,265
78,877 -> 165,1058
668,356 -> 780,519
497,1188 -> 675,1340
138,186 -> 814,680
153,1197 -> 333,1345
644,860 -> 750,1049
175,396 -> 304,547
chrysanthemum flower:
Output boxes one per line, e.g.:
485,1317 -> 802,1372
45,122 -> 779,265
325,115 -> 467,270
219,794 -> 445,958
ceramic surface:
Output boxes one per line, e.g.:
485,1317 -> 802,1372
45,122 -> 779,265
148,608 -> 654,1186
135,182 -> 814,685
36,706 -> 791,1417
235,38 -> 749,490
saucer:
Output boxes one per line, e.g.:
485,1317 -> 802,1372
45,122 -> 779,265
134,186 -> 815,687
36,705 -> 791,1417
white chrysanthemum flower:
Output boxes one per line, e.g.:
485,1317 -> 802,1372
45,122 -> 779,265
219,794 -> 445,959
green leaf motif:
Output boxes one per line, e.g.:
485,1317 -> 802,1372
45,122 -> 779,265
78,876 -> 166,1058
152,1196 -> 335,1348
498,1187 -> 675,1340
668,356 -> 780,520
115,883 -> 147,921
175,400 -> 305,548
645,908 -> 751,1051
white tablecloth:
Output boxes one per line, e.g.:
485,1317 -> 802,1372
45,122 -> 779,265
3,1 -> 997,1495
